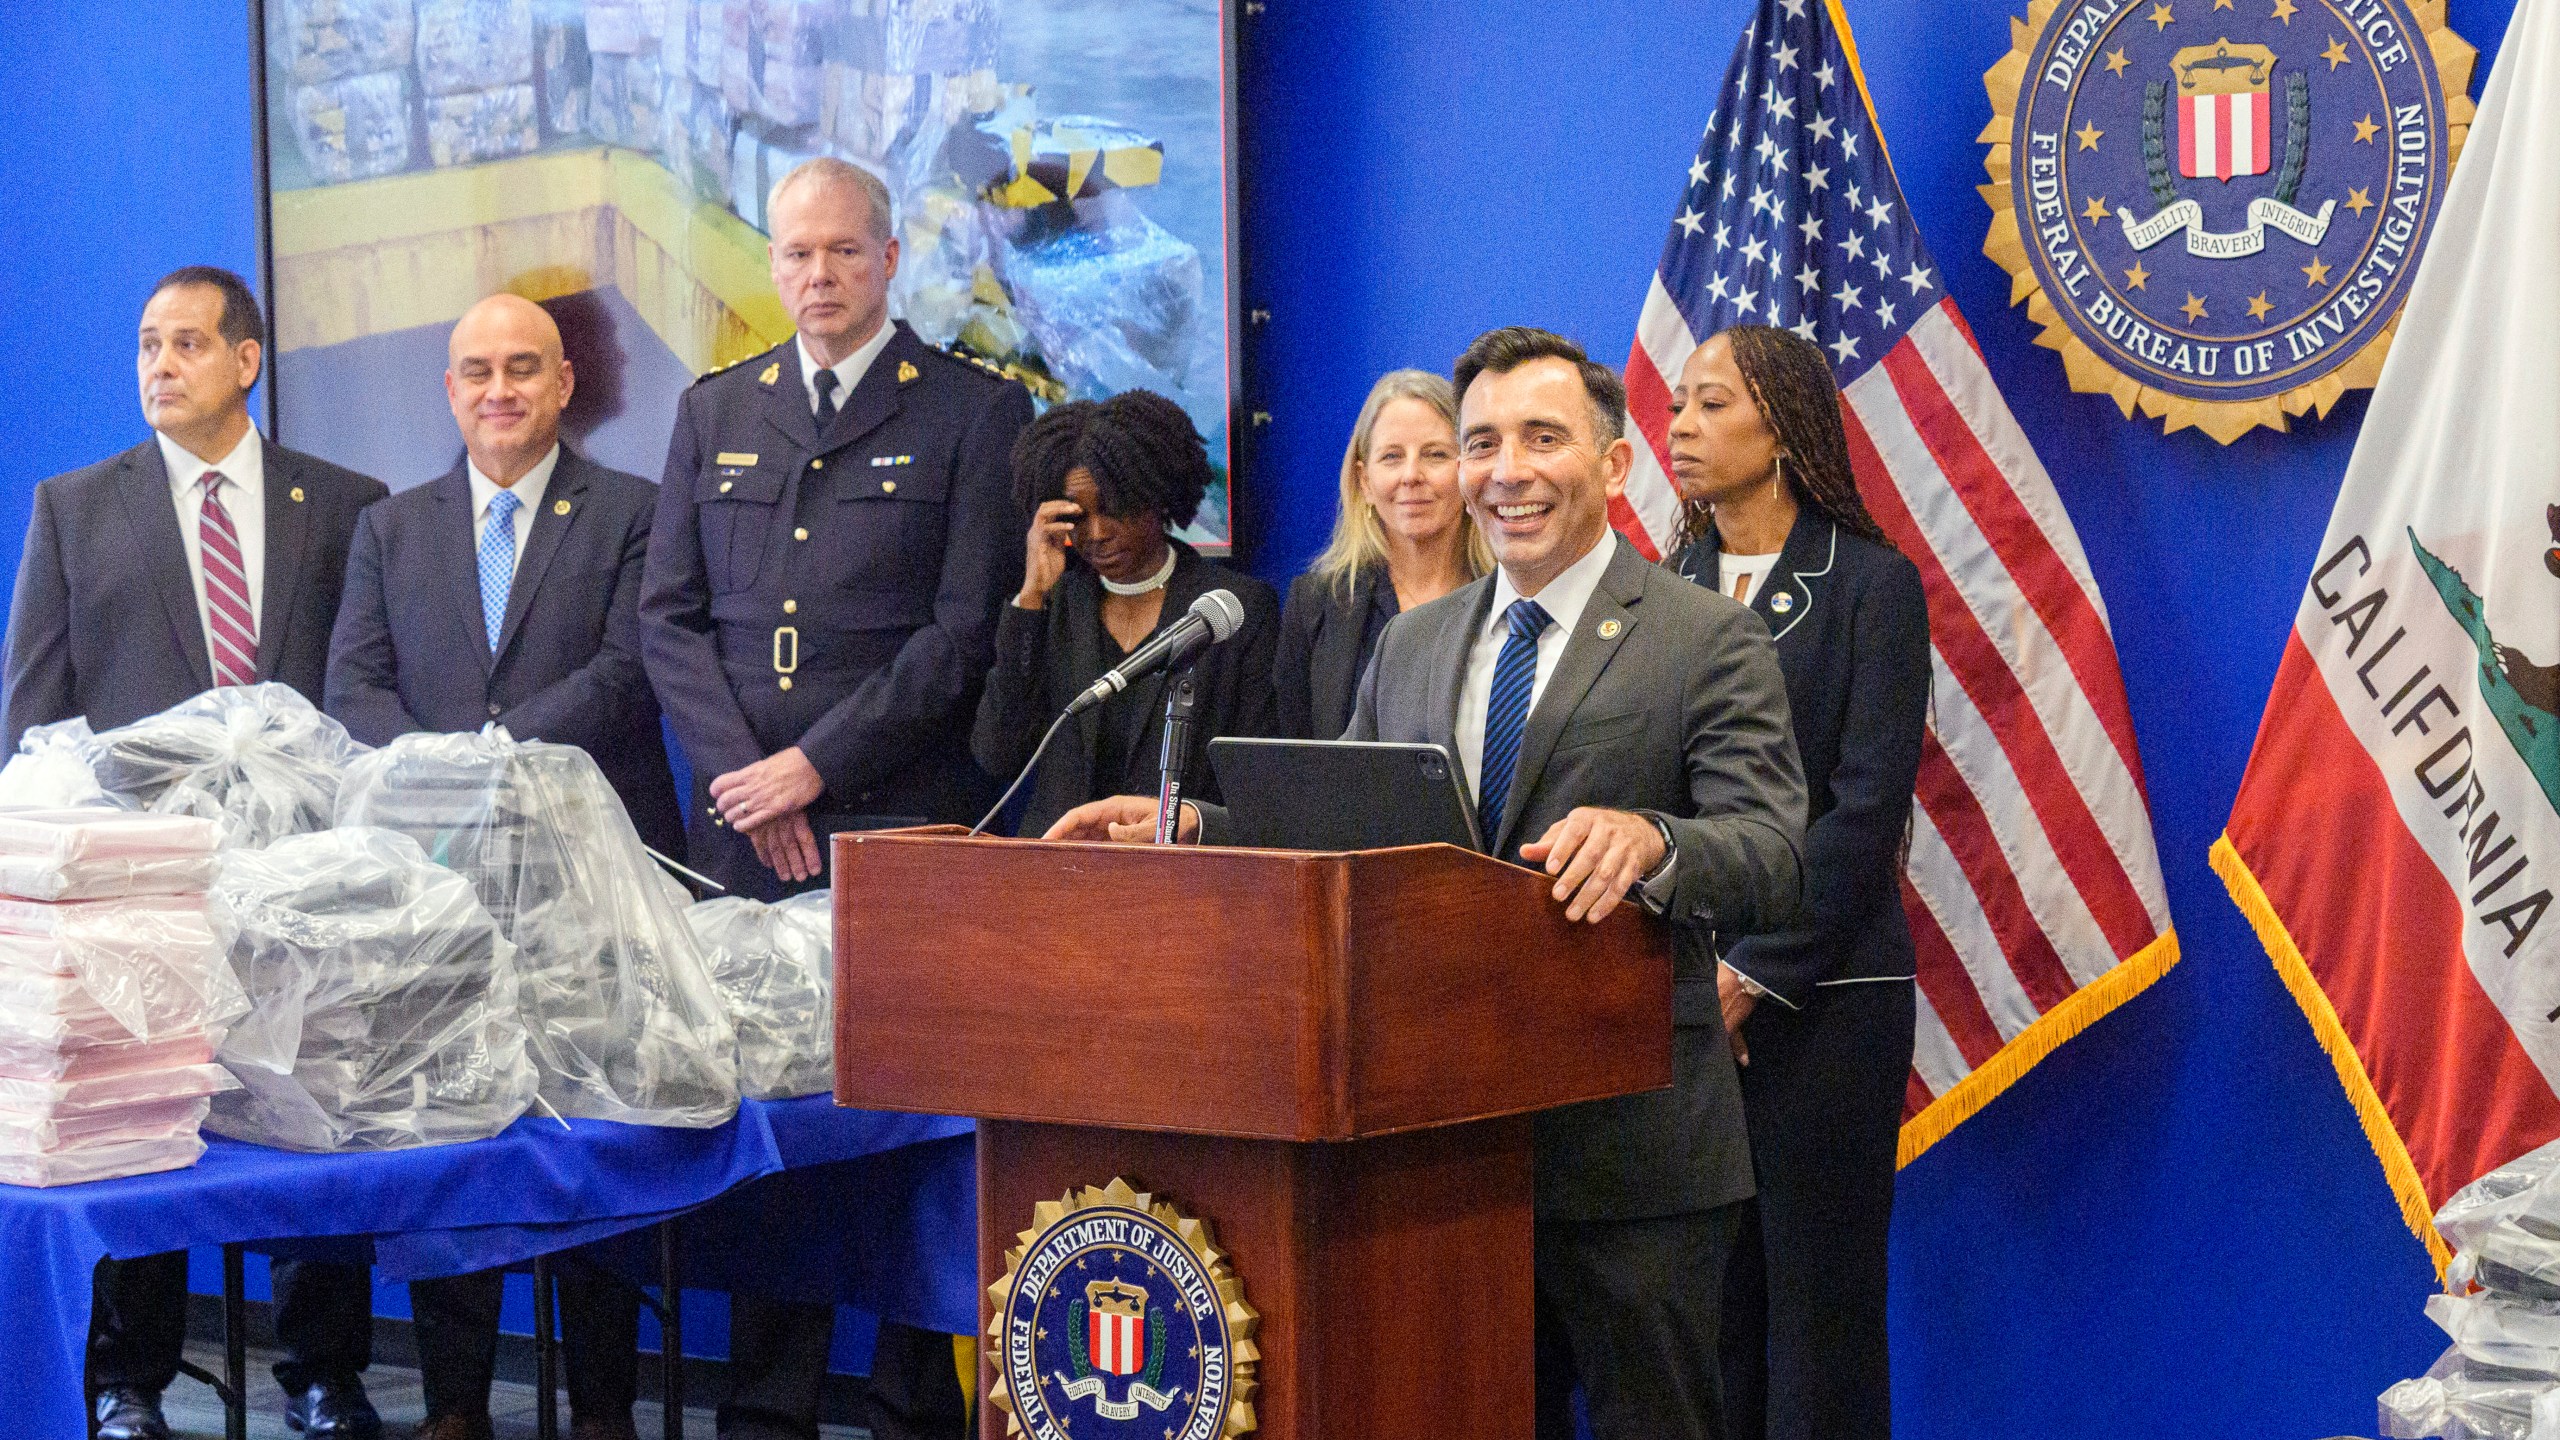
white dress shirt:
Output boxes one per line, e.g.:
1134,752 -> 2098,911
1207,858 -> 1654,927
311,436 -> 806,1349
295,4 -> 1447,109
799,320 -> 896,415
161,425 -> 266,662
467,443 -> 560,581
1455,530 -> 1621,801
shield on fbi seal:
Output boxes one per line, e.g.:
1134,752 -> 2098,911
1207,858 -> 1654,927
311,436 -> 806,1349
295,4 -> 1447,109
2175,40 -> 2276,182
1085,1279 -> 1148,1377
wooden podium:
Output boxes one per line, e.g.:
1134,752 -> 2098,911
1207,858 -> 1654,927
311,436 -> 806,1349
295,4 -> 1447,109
833,830 -> 1673,1440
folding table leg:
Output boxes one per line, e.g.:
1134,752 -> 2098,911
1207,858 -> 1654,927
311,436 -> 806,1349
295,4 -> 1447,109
658,1222 -> 683,1440
223,1245 -> 246,1440
531,1256 -> 558,1440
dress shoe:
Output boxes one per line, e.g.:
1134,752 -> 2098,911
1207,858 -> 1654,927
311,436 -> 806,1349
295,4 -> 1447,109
284,1376 -> 384,1438
408,1415 -> 494,1440
569,1416 -> 641,1440
93,1386 -> 172,1440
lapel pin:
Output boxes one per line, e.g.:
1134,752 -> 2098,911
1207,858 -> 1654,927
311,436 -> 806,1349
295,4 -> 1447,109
553,499 -> 571,515
1596,618 -> 1623,639
758,362 -> 781,385
289,486 -> 305,503
1771,592 -> 1795,614
898,360 -> 919,384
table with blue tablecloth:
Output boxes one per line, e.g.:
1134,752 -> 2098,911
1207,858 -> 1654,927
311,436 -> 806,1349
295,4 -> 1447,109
0,1098 -> 976,1440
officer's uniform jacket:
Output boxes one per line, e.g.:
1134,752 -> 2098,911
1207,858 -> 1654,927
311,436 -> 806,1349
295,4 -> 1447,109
639,321 -> 1033,893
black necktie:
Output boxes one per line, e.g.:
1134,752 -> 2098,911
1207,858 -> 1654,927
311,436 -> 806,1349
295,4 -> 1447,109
814,368 -> 840,428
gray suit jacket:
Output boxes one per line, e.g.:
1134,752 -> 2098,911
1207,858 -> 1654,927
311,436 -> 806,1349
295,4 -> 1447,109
1342,534 -> 1806,1221
5,436 -> 386,750
324,446 -> 685,858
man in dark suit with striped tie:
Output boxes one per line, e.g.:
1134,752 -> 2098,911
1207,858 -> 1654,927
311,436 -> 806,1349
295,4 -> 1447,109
3,267 -> 388,1438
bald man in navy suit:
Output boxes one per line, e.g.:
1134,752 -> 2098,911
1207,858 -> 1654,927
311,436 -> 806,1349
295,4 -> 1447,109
325,293 -> 671,1440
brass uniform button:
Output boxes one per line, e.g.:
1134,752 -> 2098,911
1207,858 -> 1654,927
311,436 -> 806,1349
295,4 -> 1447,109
810,458 -> 825,471
882,480 -> 897,494
783,599 -> 798,614
794,527 -> 809,541
779,676 -> 794,691
719,480 -> 734,494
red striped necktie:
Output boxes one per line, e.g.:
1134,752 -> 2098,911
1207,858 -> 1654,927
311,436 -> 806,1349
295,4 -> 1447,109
197,472 -> 257,688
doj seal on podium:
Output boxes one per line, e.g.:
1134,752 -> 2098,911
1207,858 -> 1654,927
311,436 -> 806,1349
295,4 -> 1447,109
988,1178 -> 1260,1440
1982,0 -> 2475,441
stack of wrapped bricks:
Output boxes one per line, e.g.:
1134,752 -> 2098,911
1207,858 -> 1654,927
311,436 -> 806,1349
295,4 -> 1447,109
0,811 -> 237,1188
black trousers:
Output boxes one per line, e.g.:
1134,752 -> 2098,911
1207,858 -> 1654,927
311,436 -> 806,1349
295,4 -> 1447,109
411,1260 -> 641,1422
1533,1203 -> 1745,1440
715,1300 -> 963,1440
89,1253 -> 372,1395
1718,978 -> 1915,1440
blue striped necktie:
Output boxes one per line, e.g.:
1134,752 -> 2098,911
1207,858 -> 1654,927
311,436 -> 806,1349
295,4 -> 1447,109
1477,598 -> 1552,844
478,487 -> 521,654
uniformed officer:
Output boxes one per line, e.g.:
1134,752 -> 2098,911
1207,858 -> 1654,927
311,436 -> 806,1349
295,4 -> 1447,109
639,156 -> 1030,1440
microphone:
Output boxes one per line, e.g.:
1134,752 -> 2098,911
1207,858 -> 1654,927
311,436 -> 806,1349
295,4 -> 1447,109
1066,589 -> 1246,716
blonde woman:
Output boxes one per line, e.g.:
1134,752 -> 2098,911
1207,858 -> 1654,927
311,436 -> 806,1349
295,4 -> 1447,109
1275,369 -> 1492,738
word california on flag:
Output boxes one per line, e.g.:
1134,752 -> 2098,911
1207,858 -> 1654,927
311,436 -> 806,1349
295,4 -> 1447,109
1616,0 -> 2176,1161
2213,0 -> 2551,1267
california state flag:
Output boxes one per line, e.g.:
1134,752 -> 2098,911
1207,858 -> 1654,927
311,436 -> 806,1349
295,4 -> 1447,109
2214,0 -> 2560,1265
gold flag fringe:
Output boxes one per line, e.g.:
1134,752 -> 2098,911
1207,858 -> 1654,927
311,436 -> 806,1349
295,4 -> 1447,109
2209,834 -> 2451,1273
1896,927 -> 2182,1169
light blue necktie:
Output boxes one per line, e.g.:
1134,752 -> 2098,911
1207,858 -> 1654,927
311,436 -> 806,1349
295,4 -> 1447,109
478,487 -> 521,654
1476,598 -> 1552,845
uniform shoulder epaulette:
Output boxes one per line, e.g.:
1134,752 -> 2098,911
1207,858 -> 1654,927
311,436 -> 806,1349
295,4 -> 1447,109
934,341 -> 1013,380
692,350 -> 767,386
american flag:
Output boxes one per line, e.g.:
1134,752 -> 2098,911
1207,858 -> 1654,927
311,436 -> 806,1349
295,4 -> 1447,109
1616,0 -> 2179,1162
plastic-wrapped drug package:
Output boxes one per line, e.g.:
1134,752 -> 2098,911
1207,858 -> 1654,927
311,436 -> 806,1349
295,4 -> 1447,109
586,0 -> 644,53
338,731 -> 738,1127
12,686 -> 369,850
417,0 -> 536,96
426,83 -> 542,167
268,0 -> 418,85
208,829 -> 537,1152
2383,1139 -> 2560,1438
0,1133 -> 208,1188
836,0 -> 997,77
729,128 -> 830,233
0,809 -> 220,902
997,193 -> 1205,405
721,0 -> 835,131
290,70 -> 418,184
687,891 -> 833,1100
0,897 -> 244,1045
534,0 -> 590,136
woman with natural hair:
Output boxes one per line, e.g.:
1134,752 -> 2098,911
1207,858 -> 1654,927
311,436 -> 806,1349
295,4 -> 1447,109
1274,369 -> 1491,738
971,388 -> 1279,837
1661,324 -> 1930,1440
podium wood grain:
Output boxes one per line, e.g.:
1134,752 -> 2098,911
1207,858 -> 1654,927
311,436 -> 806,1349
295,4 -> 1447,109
833,829 -> 1674,1440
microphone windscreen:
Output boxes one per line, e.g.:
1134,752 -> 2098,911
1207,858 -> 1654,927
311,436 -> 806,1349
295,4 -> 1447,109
1192,589 -> 1246,642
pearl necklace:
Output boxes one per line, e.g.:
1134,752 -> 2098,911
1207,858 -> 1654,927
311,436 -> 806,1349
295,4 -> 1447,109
1097,548 -> 1177,597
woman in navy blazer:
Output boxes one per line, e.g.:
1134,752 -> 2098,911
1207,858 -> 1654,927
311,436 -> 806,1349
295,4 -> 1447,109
1663,325 -> 1931,1440
1272,369 -> 1488,739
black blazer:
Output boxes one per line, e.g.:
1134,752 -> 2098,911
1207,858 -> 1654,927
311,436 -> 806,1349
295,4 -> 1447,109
1670,513 -> 1931,1009
324,446 -> 685,858
1274,566 -> 1397,741
973,542 -> 1280,838
5,436 -> 386,750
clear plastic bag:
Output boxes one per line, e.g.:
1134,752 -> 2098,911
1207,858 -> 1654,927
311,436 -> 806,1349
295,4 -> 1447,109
687,891 -> 834,1100
0,1132 -> 207,1188
0,1026 -> 216,1084
2385,1139 -> 2560,1435
337,730 -> 738,1127
0,1063 -> 236,1120
12,686 -> 369,850
0,809 -> 220,902
267,0 -> 417,84
425,82 -> 542,167
289,70 -> 418,184
416,0 -> 536,96
0,896 -> 245,1044
0,1096 -> 210,1155
207,829 -> 538,1153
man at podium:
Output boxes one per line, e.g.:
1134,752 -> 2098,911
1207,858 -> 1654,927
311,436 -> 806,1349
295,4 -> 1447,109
1050,326 -> 1806,1440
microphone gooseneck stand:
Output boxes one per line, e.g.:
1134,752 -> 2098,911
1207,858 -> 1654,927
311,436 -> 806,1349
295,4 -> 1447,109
1153,667 -> 1201,845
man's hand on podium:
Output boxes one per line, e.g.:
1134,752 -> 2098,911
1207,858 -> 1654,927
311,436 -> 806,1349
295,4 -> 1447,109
1042,794 -> 1201,844
1517,807 -> 1668,926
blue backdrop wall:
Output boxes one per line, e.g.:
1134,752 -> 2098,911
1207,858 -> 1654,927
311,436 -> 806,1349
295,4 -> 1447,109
0,1 -> 2526,1434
